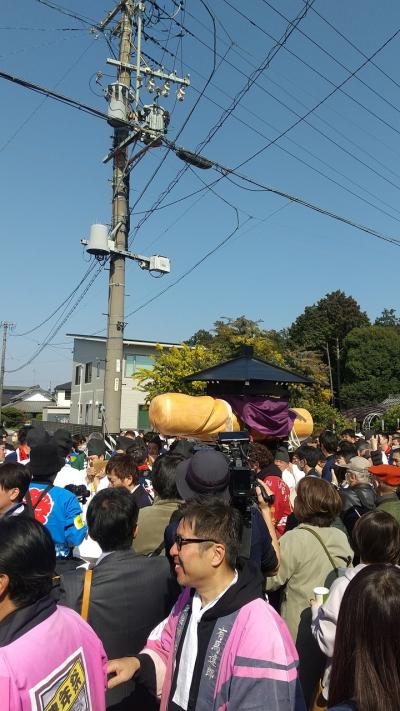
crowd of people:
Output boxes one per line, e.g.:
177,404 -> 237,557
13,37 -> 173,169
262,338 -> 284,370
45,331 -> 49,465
0,422 -> 400,711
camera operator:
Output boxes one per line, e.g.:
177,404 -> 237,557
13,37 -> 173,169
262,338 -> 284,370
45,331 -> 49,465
174,448 -> 280,575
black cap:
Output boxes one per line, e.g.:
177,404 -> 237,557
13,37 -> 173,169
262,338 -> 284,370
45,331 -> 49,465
87,438 -> 106,457
30,442 -> 62,480
175,449 -> 230,502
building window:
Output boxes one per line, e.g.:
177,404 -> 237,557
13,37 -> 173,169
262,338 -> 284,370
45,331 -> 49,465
79,403 -> 82,420
65,390 -> 71,401
85,362 -> 92,383
97,403 -> 102,420
138,404 -> 150,431
125,354 -> 153,377
85,403 -> 91,424
75,366 -> 81,385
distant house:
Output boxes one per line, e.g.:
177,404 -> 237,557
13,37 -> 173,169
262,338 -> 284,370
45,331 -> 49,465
1,385 -> 30,408
42,382 -> 71,423
67,333 -> 180,430
2,385 -> 55,419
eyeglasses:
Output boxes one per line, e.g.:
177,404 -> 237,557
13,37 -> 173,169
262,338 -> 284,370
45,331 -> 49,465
174,534 -> 219,551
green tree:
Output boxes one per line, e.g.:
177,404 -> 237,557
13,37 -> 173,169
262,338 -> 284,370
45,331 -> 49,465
288,291 -> 370,408
137,317 -> 288,403
135,343 -> 219,402
300,401 -> 350,434
288,290 -> 369,351
341,326 -> 400,407
374,308 -> 400,327
1,407 -> 26,428
384,404 -> 400,431
186,316 -> 285,364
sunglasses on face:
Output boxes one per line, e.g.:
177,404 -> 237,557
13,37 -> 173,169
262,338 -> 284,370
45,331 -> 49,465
174,534 -> 220,551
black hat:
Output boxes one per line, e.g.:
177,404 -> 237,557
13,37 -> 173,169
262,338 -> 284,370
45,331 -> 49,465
169,439 -> 196,460
53,429 -> 73,453
87,438 -> 106,457
116,436 -> 136,453
262,463 -> 283,478
175,449 -> 230,502
274,447 -> 290,464
26,426 -> 51,449
30,442 -> 62,480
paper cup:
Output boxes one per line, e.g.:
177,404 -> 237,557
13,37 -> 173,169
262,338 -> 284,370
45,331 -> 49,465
313,586 -> 330,606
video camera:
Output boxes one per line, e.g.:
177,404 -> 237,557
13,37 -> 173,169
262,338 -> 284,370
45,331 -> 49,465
65,484 -> 91,506
216,432 -> 274,519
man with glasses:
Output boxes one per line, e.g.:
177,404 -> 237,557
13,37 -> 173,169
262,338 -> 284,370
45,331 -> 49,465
108,497 -> 305,711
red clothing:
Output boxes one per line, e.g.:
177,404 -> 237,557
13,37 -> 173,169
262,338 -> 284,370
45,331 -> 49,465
262,475 -> 291,537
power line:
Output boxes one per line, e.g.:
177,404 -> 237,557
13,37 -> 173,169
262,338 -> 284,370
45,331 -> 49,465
164,136 -> 400,247
261,0 -> 400,120
302,0 -> 400,93
129,0 -> 316,242
193,0 -> 317,148
183,1 -> 400,172
34,0 -> 99,28
228,26 -> 400,176
0,69 -> 126,124
137,37 -> 400,223
220,0 -> 400,139
12,262 -> 96,337
0,38 -> 98,153
5,263 -> 106,373
183,70 -> 400,223
125,209 -> 242,318
123,201 -> 295,322
127,0 -> 223,244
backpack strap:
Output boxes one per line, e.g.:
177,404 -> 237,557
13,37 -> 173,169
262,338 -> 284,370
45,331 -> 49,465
25,483 -> 53,518
81,569 -> 93,622
148,540 -> 166,557
301,526 -> 341,577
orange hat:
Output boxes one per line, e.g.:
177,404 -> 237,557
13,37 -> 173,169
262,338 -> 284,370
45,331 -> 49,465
368,464 -> 400,487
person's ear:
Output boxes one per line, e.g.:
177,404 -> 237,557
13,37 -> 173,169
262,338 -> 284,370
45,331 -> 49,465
9,487 -> 20,503
210,543 -> 226,568
0,574 -> 10,598
132,525 -> 138,539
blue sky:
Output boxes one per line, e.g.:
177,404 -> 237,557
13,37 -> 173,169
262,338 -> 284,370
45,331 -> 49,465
1,0 -> 399,388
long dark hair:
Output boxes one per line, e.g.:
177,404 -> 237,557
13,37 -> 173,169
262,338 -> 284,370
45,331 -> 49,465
329,563 -> 400,711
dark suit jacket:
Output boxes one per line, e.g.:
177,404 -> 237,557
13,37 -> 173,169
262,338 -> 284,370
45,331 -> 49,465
59,548 -> 178,710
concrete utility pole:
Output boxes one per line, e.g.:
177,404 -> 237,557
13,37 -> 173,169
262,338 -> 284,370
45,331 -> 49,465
92,1 -> 189,434
103,0 -> 135,434
335,336 -> 341,411
0,322 -> 15,416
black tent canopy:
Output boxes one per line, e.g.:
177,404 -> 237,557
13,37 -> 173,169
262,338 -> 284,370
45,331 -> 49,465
183,346 -> 313,397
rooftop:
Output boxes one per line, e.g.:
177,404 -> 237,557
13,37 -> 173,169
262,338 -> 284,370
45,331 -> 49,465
67,333 -> 180,348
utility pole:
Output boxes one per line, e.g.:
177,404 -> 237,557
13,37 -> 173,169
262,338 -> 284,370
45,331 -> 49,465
0,322 -> 15,416
92,0 -> 189,434
323,342 -> 334,406
335,336 -> 341,411
103,0 -> 135,434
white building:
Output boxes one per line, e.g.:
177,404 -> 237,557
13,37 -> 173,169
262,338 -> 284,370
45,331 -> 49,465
67,334 -> 179,431
2,385 -> 54,419
42,382 -> 71,423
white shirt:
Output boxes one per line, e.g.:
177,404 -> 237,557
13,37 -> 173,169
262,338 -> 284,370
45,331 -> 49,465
172,571 -> 238,710
54,463 -> 86,488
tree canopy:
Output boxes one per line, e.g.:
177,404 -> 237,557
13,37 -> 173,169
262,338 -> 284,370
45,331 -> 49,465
340,326 -> 400,407
374,308 -> 400,327
288,290 -> 370,351
133,296 -> 400,427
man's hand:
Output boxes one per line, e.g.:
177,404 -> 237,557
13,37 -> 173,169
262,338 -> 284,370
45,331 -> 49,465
255,479 -> 274,512
107,657 -> 141,689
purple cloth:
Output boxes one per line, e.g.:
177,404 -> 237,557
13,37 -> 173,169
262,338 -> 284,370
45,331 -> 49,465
225,396 -> 296,437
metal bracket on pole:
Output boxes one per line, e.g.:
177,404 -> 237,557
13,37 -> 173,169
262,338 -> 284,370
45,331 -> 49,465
106,58 -> 190,86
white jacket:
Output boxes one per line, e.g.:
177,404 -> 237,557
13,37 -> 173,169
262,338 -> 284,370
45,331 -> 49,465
311,562 -> 367,697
